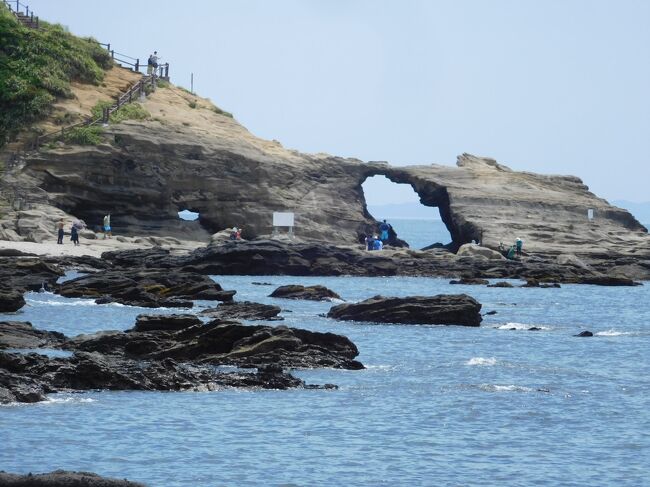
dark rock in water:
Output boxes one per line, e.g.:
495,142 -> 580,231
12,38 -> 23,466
487,281 -> 514,288
101,247 -> 171,267
327,294 -> 482,326
575,330 -> 594,337
269,284 -> 342,302
57,269 -> 235,308
0,470 -> 146,486
528,327 -> 542,331
133,314 -> 202,332
0,321 -> 65,349
573,275 -> 641,286
252,282 -> 273,286
0,257 -> 64,292
199,301 -> 283,321
450,278 -> 489,285
68,320 -> 363,370
484,310 -> 497,315
522,279 -> 561,288
0,289 -> 26,312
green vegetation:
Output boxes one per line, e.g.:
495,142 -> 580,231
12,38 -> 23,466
212,106 -> 233,118
91,100 -> 150,124
188,101 -> 197,109
0,5 -> 112,146
62,125 -> 103,145
156,79 -> 170,89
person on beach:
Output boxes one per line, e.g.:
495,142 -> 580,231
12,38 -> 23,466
103,214 -> 112,239
516,237 -> 523,256
70,224 -> 79,246
56,218 -> 65,244
379,220 -> 390,243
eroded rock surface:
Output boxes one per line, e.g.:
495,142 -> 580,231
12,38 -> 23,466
0,321 -> 65,349
328,294 -> 482,326
0,290 -> 26,312
269,284 -> 342,301
198,301 -> 283,321
57,269 -> 235,307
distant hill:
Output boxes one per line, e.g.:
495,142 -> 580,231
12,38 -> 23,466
366,202 -> 441,220
612,200 -> 650,225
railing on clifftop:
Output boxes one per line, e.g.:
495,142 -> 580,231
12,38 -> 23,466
2,0 -> 39,28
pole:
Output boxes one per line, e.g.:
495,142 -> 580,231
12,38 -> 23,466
191,72 -> 194,94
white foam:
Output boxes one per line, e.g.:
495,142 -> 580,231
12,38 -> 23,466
497,322 -> 550,331
43,396 -> 96,404
466,357 -> 497,366
595,329 -> 632,337
480,384 -> 534,393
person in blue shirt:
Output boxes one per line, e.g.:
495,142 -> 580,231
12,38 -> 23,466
379,220 -> 390,243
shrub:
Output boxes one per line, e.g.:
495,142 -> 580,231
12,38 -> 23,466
156,79 -> 170,89
188,101 -> 197,109
212,106 -> 233,118
90,100 -> 150,124
62,126 -> 103,145
0,5 -> 113,146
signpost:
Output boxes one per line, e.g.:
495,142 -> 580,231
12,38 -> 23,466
273,212 -> 295,239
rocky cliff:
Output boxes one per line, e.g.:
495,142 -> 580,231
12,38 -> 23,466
2,72 -> 648,261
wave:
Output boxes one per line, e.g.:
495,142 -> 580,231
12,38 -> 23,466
496,322 -> 550,331
43,396 -> 96,404
479,384 -> 535,393
595,329 -> 633,337
466,357 -> 497,366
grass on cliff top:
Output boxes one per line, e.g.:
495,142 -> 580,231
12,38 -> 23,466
91,100 -> 150,124
0,4 -> 112,147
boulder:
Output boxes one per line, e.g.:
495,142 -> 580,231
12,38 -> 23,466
449,277 -> 489,285
575,330 -> 594,337
457,243 -> 505,261
269,284 -> 342,301
0,290 -> 26,312
327,294 -> 482,326
199,301 -> 282,321
487,281 -> 514,288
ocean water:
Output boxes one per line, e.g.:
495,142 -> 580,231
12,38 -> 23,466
1,232 -> 649,486
385,218 -> 452,249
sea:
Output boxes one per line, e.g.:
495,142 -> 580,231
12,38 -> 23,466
1,219 -> 649,487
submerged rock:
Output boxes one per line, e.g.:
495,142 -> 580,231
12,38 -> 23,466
327,294 -> 482,326
487,281 -> 514,288
0,470 -> 146,486
449,277 -> 490,285
575,330 -> 594,337
269,284 -> 342,301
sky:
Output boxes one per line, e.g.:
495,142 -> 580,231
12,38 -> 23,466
26,0 -> 650,205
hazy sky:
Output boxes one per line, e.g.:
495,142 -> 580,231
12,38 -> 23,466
28,0 -> 650,204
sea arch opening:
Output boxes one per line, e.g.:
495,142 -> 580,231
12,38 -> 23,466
361,175 -> 453,250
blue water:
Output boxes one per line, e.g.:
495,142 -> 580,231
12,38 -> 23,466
386,218 -> 452,249
2,272 -> 649,486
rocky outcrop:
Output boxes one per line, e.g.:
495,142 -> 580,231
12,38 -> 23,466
57,269 -> 235,307
0,321 -> 65,349
0,289 -> 26,312
0,349 -> 309,404
269,284 -> 342,301
456,243 -> 505,261
68,318 -> 362,370
0,470 -> 146,486
0,257 -> 64,291
327,294 -> 482,326
198,301 -> 283,321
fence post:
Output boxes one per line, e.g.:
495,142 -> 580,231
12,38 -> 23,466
135,59 -> 139,72
35,16 -> 38,28
107,43 -> 110,52
110,49 -> 114,59
25,5 -> 28,16
164,64 -> 169,78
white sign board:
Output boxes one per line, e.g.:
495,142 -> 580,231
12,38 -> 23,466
587,208 -> 594,220
273,212 -> 295,227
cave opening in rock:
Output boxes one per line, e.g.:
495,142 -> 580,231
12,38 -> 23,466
361,175 -> 453,249
178,209 -> 199,221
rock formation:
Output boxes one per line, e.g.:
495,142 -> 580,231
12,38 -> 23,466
0,470 -> 146,486
327,294 -> 483,326
2,78 -> 647,270
198,301 -> 283,321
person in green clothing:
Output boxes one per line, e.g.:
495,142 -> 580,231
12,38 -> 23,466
516,237 -> 523,256
507,245 -> 516,260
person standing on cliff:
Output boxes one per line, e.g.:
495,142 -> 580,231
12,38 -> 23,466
516,237 -> 523,256
379,219 -> 390,243
147,51 -> 160,76
103,213 -> 112,239
56,218 -> 65,244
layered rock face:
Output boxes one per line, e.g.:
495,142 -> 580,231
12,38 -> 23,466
4,84 -> 648,262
